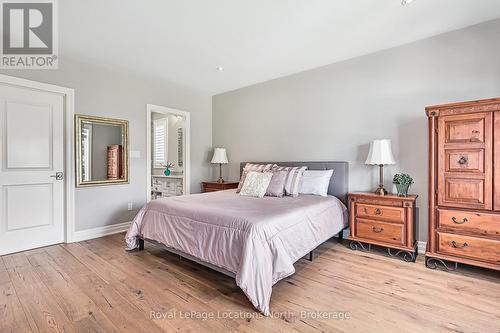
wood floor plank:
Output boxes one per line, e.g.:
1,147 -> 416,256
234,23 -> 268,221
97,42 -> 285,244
3,252 -> 78,332
44,245 -> 168,333
0,258 -> 33,333
26,250 -> 98,322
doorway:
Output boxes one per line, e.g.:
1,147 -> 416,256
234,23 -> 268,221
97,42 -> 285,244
0,75 -> 75,255
146,104 -> 190,201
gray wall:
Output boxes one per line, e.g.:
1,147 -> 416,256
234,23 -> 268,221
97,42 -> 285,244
213,19 -> 500,241
1,57 -> 212,231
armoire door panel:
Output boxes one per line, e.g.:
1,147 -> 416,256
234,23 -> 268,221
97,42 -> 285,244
445,148 -> 484,173
438,112 -> 492,210
444,115 -> 485,144
441,176 -> 485,207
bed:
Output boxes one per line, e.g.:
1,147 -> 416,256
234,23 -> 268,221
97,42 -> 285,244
125,161 -> 349,315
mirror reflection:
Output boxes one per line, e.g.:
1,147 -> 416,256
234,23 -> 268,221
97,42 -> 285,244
76,115 -> 129,187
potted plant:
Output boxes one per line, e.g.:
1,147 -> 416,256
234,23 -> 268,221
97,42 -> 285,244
162,162 -> 175,176
393,173 -> 413,197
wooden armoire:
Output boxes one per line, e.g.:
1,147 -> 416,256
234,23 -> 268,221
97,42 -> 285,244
426,98 -> 500,271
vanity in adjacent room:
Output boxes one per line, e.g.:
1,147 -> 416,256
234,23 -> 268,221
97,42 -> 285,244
151,175 -> 183,199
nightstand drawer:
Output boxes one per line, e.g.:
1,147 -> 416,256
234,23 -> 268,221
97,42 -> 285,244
355,218 -> 405,246
355,203 -> 405,223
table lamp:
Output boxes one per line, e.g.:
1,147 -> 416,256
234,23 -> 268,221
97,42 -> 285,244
365,139 -> 396,195
211,148 -> 229,183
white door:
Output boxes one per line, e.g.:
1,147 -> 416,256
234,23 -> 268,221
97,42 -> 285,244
0,84 -> 65,255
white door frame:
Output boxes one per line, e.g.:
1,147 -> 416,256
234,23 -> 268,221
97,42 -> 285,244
146,104 -> 190,201
0,74 -> 76,243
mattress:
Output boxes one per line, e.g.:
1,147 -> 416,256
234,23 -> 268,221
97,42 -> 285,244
125,189 -> 347,315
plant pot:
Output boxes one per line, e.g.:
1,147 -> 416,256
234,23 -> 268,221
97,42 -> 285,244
395,183 -> 410,197
164,168 -> 171,176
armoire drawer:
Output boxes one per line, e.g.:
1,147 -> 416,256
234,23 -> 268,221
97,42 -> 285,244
437,232 -> 500,264
438,209 -> 500,238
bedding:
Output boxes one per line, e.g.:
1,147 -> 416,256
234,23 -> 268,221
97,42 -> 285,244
125,189 -> 347,316
299,169 -> 334,197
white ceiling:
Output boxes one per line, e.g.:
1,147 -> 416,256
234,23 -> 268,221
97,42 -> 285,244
61,0 -> 500,95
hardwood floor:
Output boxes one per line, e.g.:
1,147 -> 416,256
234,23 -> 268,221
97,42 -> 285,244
1,234 -> 499,333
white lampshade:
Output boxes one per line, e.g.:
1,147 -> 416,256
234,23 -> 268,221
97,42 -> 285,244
211,148 -> 228,164
365,139 -> 396,165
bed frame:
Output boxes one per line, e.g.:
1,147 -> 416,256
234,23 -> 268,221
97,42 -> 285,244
138,161 -> 349,275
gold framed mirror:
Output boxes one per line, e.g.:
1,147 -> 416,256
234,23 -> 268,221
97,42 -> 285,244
75,114 -> 129,187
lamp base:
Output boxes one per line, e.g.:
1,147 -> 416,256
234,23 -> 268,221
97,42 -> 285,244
217,163 -> 224,184
374,186 -> 387,196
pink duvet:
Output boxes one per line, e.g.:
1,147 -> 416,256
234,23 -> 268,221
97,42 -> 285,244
125,189 -> 347,315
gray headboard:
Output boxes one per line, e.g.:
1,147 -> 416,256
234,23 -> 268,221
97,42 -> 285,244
240,161 -> 349,204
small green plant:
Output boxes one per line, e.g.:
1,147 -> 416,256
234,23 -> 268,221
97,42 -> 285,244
393,173 -> 413,197
393,173 -> 413,185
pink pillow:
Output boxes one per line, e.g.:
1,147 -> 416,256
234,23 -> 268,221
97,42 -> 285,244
265,170 -> 288,197
272,165 -> 307,197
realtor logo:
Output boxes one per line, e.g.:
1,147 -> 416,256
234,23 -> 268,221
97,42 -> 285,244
1,0 -> 58,69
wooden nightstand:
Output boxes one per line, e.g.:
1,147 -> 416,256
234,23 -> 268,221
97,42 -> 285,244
348,192 -> 418,262
202,181 -> 239,193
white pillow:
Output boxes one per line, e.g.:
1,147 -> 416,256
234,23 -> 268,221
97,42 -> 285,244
239,171 -> 273,198
299,170 -> 334,197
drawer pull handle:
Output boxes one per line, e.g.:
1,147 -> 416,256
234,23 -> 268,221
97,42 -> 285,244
458,156 -> 468,165
451,241 -> 468,249
451,217 -> 468,224
372,226 -> 384,233
374,208 -> 382,215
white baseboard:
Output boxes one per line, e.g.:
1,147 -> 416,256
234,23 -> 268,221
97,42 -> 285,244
70,221 -> 131,243
417,241 -> 427,253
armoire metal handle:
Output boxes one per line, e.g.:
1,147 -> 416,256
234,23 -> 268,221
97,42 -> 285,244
451,217 -> 468,224
458,156 -> 468,165
451,241 -> 468,249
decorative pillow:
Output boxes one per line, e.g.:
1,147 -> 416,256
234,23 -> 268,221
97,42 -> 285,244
265,170 -> 288,197
237,163 -> 274,193
239,171 -> 273,198
299,170 -> 334,197
272,165 -> 307,197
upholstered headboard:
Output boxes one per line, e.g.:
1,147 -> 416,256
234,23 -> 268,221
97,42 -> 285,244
240,161 -> 349,204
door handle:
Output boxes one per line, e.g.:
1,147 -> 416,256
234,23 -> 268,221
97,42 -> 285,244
50,172 -> 64,180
